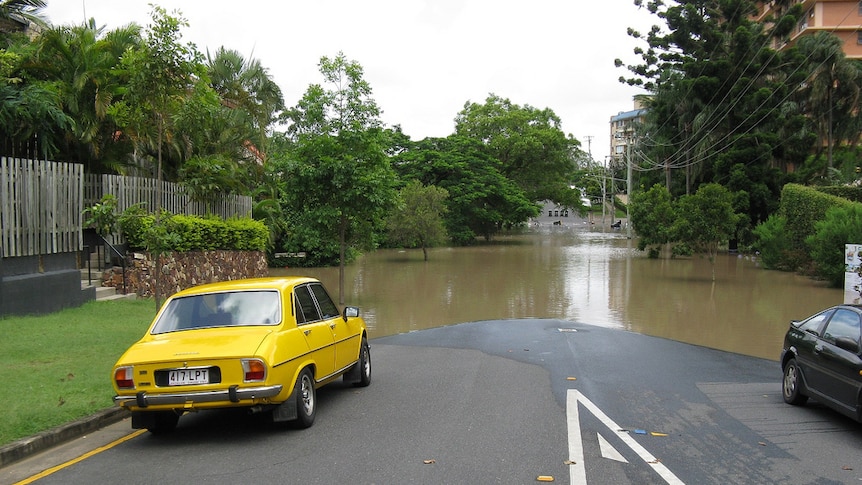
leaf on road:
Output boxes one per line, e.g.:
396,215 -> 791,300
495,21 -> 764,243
423,459 -> 436,465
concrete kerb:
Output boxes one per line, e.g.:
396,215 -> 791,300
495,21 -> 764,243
0,408 -> 128,468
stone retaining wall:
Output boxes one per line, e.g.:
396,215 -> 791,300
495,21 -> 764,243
103,250 -> 268,298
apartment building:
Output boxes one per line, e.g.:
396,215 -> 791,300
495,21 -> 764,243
755,0 -> 862,58
608,100 -> 648,170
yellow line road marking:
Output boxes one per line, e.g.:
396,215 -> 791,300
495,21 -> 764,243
13,429 -> 146,485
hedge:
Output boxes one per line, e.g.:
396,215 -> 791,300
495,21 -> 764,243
779,183 -> 855,257
119,208 -> 268,252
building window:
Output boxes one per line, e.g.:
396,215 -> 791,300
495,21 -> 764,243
858,30 -> 862,44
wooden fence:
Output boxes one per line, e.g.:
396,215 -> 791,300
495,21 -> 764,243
1,157 -> 83,258
83,174 -> 253,219
1,157 -> 253,259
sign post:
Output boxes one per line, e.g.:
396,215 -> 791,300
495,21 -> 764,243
843,244 -> 862,304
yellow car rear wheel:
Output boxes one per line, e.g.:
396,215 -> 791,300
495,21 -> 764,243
294,368 -> 316,428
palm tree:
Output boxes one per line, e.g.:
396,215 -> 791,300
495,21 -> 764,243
796,31 -> 861,169
206,47 -> 284,160
25,20 -> 141,170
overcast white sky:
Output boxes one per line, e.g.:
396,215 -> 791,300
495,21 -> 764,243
42,0 -> 657,162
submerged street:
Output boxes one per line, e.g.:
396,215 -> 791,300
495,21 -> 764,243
275,224 -> 842,361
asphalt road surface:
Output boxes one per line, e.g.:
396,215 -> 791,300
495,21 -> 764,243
4,319 -> 862,484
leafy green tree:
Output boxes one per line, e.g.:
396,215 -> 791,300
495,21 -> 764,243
386,180 -> 449,261
112,5 -> 203,193
279,52 -> 397,302
393,135 -> 539,244
617,0 -> 807,239
454,93 -> 583,207
631,183 -> 740,278
672,183 -> 740,280
108,5 -> 203,305
630,184 -> 675,257
0,47 -> 72,159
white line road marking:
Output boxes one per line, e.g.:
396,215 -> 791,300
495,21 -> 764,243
598,433 -> 628,463
567,389 -> 685,485
567,389 -> 587,484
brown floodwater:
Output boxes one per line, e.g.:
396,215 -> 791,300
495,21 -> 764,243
271,226 -> 842,361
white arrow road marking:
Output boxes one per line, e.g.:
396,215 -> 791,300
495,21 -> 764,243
597,433 -> 628,463
567,389 -> 685,485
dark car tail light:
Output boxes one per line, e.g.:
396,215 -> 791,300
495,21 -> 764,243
115,366 -> 135,389
242,359 -> 266,382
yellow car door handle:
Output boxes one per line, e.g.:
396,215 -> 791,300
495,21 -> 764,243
304,329 -> 311,336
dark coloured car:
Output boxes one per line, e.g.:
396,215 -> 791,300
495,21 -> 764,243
780,304 -> 862,422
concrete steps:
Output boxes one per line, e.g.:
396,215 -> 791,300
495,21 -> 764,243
80,255 -> 135,302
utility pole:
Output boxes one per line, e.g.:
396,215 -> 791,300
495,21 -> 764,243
602,156 -> 608,227
626,137 -> 633,239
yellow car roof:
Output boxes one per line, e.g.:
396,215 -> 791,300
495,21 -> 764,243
170,277 -> 318,297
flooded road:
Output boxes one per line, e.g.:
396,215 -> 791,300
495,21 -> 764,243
272,226 -> 842,361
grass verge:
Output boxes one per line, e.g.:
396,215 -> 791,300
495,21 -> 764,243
0,298 -> 158,447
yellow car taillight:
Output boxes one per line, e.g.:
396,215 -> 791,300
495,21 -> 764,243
114,366 -> 135,389
242,359 -> 266,382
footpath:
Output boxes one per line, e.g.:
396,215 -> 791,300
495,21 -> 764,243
0,408 -> 127,468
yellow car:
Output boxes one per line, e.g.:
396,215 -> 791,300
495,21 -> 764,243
111,277 -> 371,433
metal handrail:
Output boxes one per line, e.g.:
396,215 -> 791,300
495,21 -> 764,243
85,235 -> 127,295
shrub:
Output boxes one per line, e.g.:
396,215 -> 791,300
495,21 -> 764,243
227,217 -> 270,251
806,204 -> 862,287
118,206 -> 267,252
781,183 -> 852,256
752,214 -> 793,270
117,204 -> 155,250
82,194 -> 118,236
817,185 -> 862,203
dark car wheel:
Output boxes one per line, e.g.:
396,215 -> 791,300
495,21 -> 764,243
148,411 -> 180,434
294,368 -> 316,428
355,338 -> 371,387
783,358 -> 809,405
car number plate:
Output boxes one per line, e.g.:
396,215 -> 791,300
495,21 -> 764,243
168,368 -> 209,386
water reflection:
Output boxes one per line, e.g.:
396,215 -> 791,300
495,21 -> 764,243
271,227 -> 841,361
